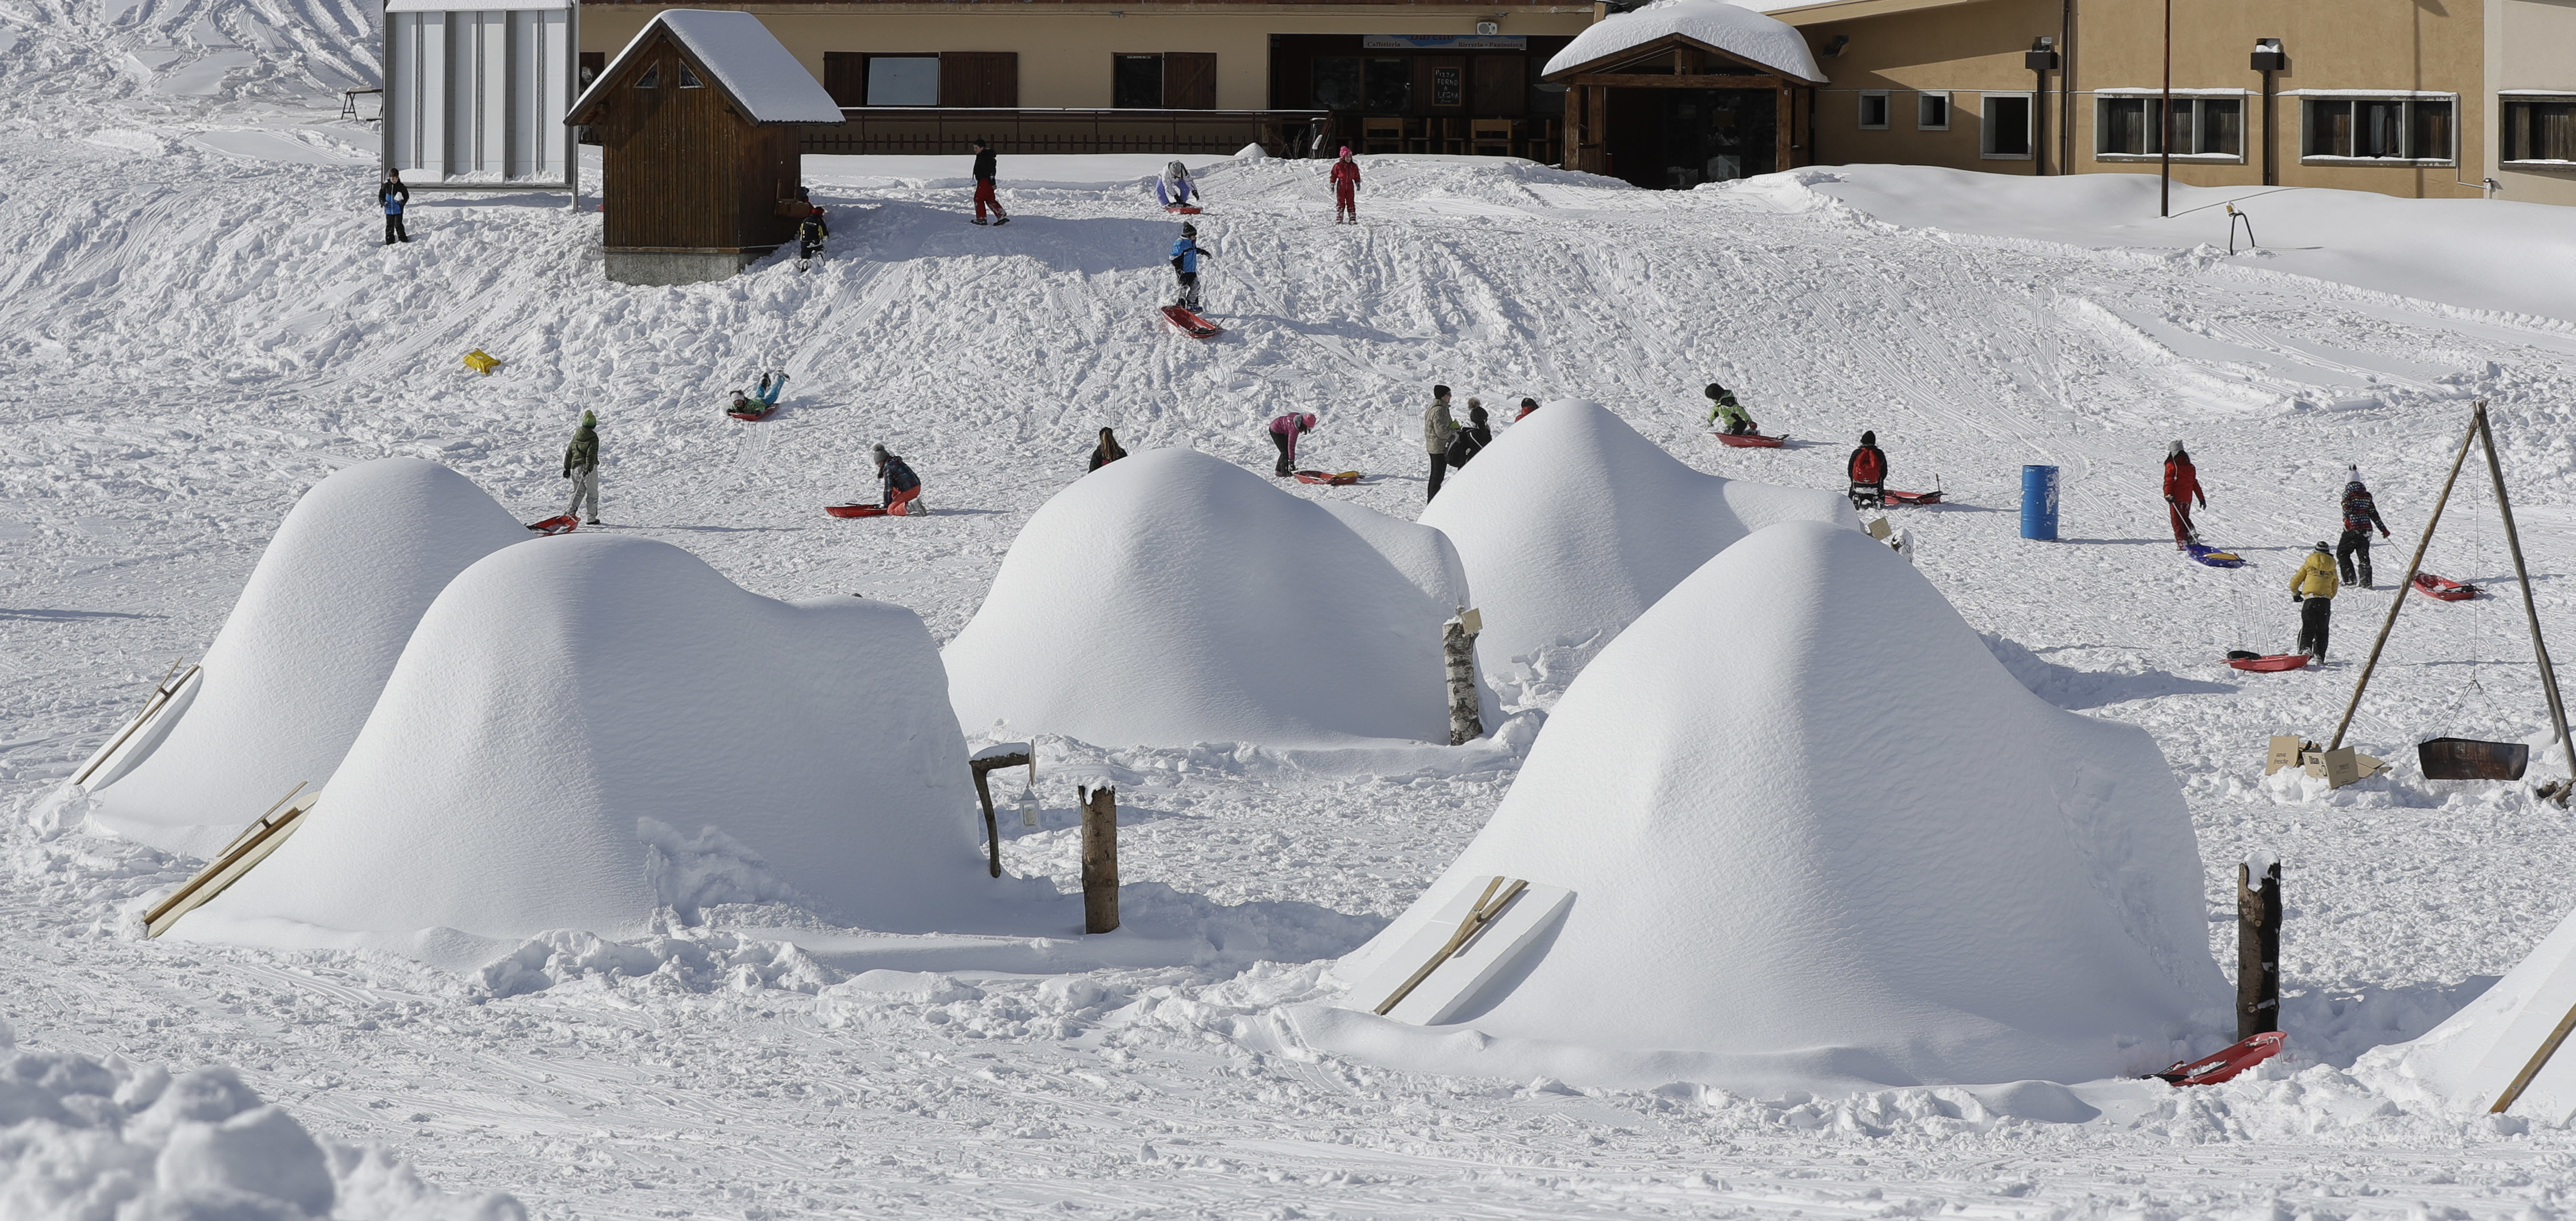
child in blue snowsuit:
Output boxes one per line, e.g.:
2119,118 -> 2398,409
1170,223 -> 1210,310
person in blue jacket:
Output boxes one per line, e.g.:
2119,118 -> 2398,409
379,170 -> 410,245
1169,222 -> 1210,311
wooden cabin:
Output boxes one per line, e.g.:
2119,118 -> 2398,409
1542,2 -> 1825,191
567,9 -> 844,286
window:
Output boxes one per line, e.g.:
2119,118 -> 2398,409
2301,96 -> 2453,163
635,62 -> 659,89
864,56 -> 937,106
2504,97 -> 2576,163
1314,57 -> 1361,109
1114,54 -> 1163,109
1917,90 -> 1949,130
2093,95 -> 2244,159
677,64 -> 703,89
1857,90 -> 1888,129
1981,93 -> 2031,158
1363,57 -> 1411,112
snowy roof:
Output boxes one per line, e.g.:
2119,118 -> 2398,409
1543,0 -> 1825,83
385,0 -> 563,11
568,9 -> 844,126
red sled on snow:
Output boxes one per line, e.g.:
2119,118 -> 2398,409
1884,487 -> 1943,506
1165,206 -> 1203,215
825,503 -> 889,519
1294,470 -> 1361,486
2413,572 -> 2481,601
526,515 -> 579,535
2152,1031 -> 2285,1087
727,407 -> 777,422
2229,652 -> 2312,672
1161,306 -> 1222,339
1714,432 -> 1786,449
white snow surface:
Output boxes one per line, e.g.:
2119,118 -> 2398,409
1543,0 -> 1824,82
2373,900 -> 2576,1122
83,458 -> 525,857
1305,522 -> 2229,1091
944,447 -> 1472,748
1423,399 -> 1855,702
178,534 -> 992,958
570,9 -> 844,126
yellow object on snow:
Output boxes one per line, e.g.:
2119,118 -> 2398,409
2290,550 -> 2340,599
463,349 -> 500,375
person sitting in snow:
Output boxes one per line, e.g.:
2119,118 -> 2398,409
2165,441 -> 2206,551
1329,147 -> 1361,225
1445,400 -> 1493,470
872,443 -> 924,516
1170,222 -> 1211,311
730,373 -> 785,417
1704,382 -> 1756,435
1089,427 -> 1128,473
1269,411 -> 1318,477
1155,161 -> 1200,209
1847,430 -> 1887,510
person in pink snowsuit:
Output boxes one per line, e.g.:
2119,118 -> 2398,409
1269,412 -> 1318,477
1329,148 -> 1360,225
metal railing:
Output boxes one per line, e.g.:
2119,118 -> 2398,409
803,107 -> 1333,158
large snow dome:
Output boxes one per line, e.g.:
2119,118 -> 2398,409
944,448 -> 1474,748
2372,903 -> 2576,1120
1299,521 -> 2229,1093
1422,401 -> 1852,697
86,459 -> 527,856
176,535 -> 990,959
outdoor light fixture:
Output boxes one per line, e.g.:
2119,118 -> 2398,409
2025,35 -> 2059,71
2250,38 -> 2285,72
1476,19 -> 1501,34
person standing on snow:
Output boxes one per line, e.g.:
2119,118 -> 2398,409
2164,441 -> 2207,550
1847,431 -> 1887,510
1170,222 -> 1211,311
1268,412 -> 1318,477
1445,400 -> 1493,469
561,410 -> 601,525
1089,427 -> 1128,473
1155,161 -> 1201,209
969,139 -> 1009,226
1424,386 -> 1460,501
1704,382 -> 1756,435
379,170 -> 410,245
2292,541 -> 2340,658
2337,467 -> 2392,588
872,443 -> 924,515
1329,147 -> 1361,225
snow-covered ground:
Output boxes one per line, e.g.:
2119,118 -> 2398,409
10,15 -> 2576,1213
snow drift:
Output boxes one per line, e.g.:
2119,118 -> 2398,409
2373,902 -> 2576,1120
175,534 -> 992,960
943,448 -> 1476,748
1300,521 -> 2229,1093
85,458 -> 527,857
1422,401 -> 1853,699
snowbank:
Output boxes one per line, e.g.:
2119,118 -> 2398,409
1422,401 -> 1853,700
944,448 -> 1476,749
1299,521 -> 2229,1094
2372,902 -> 2576,1121
85,459 -> 527,858
0,1027 -> 520,1221
1543,0 -> 1822,81
175,534 -> 992,961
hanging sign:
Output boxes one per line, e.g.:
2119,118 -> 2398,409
1362,34 -> 1527,49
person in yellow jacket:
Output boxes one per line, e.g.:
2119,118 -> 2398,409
2291,541 -> 2340,658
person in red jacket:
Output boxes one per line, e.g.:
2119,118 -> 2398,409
2164,441 -> 2206,550
1329,147 -> 1361,225
1847,431 -> 1887,510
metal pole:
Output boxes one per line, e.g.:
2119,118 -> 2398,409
2160,0 -> 2172,217
2060,0 -> 2076,175
2475,404 -> 2576,801
2328,405 -> 2482,751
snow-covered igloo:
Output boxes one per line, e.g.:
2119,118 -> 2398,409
1420,400 -> 1853,700
943,447 -> 1479,748
1299,521 -> 2230,1094
85,458 -> 528,856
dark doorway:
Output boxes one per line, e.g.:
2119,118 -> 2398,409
1603,87 -> 1775,189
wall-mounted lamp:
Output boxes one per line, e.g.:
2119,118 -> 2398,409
1476,19 -> 1501,34
1820,34 -> 1849,58
2250,38 -> 2286,72
2024,35 -> 2059,71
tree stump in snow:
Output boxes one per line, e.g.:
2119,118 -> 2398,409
1081,785 -> 1120,934
2237,859 -> 2283,1039
1444,612 -> 1483,747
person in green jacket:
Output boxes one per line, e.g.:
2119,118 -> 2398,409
563,411 -> 601,524
1704,382 -> 1757,435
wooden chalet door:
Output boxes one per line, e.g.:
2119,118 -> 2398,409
1472,55 -> 1524,115
938,52 -> 1019,107
1165,51 -> 1216,109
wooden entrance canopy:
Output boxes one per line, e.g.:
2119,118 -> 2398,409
1543,31 -> 1823,184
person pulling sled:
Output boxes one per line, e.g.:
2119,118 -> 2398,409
1155,161 -> 1201,209
2338,466 -> 2392,588
1269,412 -> 1318,477
872,443 -> 925,515
1704,382 -> 1757,435
1170,223 -> 1211,311
1847,431 -> 1887,510
1329,148 -> 1361,225
2164,441 -> 2206,550
2291,541 -> 2340,659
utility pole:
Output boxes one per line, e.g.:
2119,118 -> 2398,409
2160,0 -> 2172,217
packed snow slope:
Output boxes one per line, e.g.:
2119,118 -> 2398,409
944,447 -> 1468,748
179,534 -> 992,959
82,457 -> 524,856
2373,900 -> 2576,1122
1305,521 -> 2227,1092
1422,399 -> 1854,696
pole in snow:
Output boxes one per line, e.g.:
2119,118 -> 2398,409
2160,0 -> 2173,218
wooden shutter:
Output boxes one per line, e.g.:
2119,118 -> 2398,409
1165,52 -> 1216,110
939,52 -> 1019,107
1471,55 -> 1523,115
822,52 -> 865,107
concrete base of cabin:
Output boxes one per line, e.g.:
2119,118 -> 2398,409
605,249 -> 760,286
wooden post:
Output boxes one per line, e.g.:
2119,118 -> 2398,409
967,748 -> 1032,879
1081,784 -> 1119,934
2329,404 -> 2481,751
2475,405 -> 2576,804
1443,610 -> 1483,747
2237,859 -> 2282,1040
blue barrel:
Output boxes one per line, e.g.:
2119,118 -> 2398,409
2021,465 -> 2060,541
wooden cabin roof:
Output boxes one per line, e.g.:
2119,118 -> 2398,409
568,9 -> 845,126
1543,1 -> 1826,84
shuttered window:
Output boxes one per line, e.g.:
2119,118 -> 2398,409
1165,52 -> 1216,110
2505,99 -> 2576,162
939,52 -> 1018,107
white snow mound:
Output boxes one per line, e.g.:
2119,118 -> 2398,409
2372,902 -> 2576,1120
1301,521 -> 2229,1094
944,448 -> 1475,749
86,458 -> 527,857
1543,0 -> 1823,81
1423,400 -> 1853,699
178,534 -> 990,957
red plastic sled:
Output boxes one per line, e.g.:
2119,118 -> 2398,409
1166,206 -> 1203,215
1714,432 -> 1785,448
1294,470 -> 1361,486
824,503 -> 889,518
2414,572 -> 2480,601
1884,488 -> 1943,506
1161,305 -> 1221,339
2229,653 -> 2312,672
526,515 -> 578,535
2153,1031 -> 2285,1087
727,408 -> 776,422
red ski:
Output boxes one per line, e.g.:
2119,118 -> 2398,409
2228,653 -> 2312,672
1161,306 -> 1221,339
1294,470 -> 1361,486
526,515 -> 578,535
1714,432 -> 1786,449
2413,572 -> 2479,601
825,503 -> 889,519
2152,1031 -> 2284,1087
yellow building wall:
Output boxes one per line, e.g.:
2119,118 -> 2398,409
581,5 -> 1597,112
2490,0 -> 2576,206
